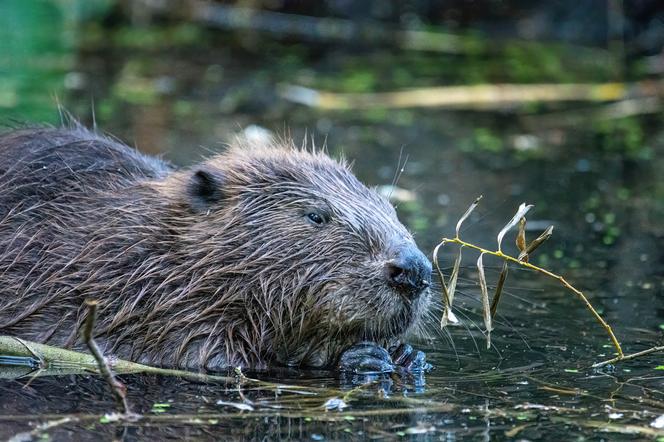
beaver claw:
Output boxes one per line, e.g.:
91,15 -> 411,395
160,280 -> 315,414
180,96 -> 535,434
389,343 -> 432,372
338,342 -> 432,374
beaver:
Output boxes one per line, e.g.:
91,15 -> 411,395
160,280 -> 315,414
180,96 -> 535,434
0,125 -> 432,372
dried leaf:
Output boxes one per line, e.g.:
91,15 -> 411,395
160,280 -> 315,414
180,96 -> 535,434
433,241 -> 449,308
455,195 -> 482,238
516,217 -> 527,252
497,203 -> 533,252
490,261 -> 508,319
477,253 -> 492,349
519,225 -> 554,261
441,247 -> 463,327
447,247 -> 462,306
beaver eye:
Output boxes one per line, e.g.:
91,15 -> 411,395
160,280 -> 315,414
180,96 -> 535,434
306,211 -> 326,226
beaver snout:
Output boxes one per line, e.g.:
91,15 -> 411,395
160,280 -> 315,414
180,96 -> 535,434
384,243 -> 432,298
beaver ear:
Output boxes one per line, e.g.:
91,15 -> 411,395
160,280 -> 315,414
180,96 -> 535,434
186,168 -> 225,212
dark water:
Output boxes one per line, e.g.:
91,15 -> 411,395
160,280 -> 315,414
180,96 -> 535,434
1,2 -> 663,440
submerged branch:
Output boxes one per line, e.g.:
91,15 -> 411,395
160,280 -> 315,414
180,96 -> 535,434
0,335 -> 232,382
0,336 -> 333,396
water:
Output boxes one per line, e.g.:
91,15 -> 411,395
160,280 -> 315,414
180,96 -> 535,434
1,2 -> 662,440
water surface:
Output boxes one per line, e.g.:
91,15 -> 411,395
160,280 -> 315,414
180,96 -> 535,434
1,3 -> 662,440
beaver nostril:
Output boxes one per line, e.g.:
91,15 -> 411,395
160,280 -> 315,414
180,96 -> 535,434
387,263 -> 405,280
384,248 -> 431,298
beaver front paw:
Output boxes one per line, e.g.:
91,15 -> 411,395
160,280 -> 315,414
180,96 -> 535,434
338,342 -> 394,374
338,342 -> 433,374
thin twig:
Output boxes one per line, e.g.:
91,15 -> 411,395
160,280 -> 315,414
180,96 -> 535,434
82,299 -> 136,418
592,345 -> 664,368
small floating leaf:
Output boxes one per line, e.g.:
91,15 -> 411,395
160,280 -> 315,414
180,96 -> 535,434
497,203 -> 533,252
519,225 -> 554,261
455,195 -> 482,238
324,397 -> 348,411
477,253 -> 492,349
490,261 -> 509,319
655,365 -> 664,371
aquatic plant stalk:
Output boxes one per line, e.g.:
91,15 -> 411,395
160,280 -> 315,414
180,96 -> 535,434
439,235 -> 624,360
430,197 -> 664,368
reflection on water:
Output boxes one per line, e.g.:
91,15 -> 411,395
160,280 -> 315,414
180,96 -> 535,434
0,1 -> 662,440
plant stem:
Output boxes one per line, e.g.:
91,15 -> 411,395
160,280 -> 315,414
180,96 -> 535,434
440,237 -> 624,359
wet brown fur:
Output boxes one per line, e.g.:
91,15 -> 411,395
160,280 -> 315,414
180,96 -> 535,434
0,126 -> 430,369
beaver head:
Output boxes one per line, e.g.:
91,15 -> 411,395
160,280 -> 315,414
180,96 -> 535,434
159,140 -> 432,368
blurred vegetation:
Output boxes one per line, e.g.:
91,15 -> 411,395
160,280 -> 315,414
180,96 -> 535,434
0,0 -> 662,250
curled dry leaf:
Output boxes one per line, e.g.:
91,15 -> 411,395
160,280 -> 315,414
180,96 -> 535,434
490,261 -> 509,319
455,195 -> 482,238
516,217 -> 527,253
476,253 -> 492,349
497,203 -> 533,252
518,225 -> 554,261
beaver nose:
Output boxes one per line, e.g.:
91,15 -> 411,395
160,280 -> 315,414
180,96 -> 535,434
385,244 -> 432,298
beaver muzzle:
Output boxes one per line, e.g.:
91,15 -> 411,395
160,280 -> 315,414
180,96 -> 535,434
384,243 -> 432,299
